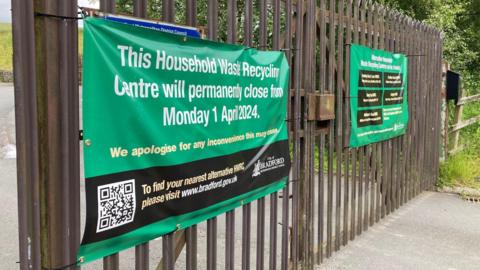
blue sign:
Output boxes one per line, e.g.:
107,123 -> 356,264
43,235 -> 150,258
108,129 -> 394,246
103,15 -> 201,38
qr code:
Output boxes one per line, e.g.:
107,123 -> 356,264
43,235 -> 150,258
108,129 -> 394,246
96,179 -> 136,232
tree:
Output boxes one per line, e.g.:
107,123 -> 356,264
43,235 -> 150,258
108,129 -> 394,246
376,0 -> 440,21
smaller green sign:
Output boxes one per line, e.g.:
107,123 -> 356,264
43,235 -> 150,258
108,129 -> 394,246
349,44 -> 408,147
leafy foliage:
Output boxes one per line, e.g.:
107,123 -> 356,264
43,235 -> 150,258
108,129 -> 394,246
376,0 -> 440,21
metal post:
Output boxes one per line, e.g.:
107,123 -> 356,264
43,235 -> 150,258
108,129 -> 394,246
32,0 -> 80,269
11,0 -> 41,269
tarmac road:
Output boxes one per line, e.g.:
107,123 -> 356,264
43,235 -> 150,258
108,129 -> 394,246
317,192 -> 480,270
0,83 -> 18,269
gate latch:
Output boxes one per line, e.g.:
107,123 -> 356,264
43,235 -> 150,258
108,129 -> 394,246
307,92 -> 335,121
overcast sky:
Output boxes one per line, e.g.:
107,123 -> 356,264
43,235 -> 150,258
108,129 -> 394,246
0,0 -> 10,23
0,0 -> 99,23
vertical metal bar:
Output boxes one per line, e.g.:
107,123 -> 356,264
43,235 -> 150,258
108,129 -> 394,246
343,0 -> 353,247
408,18 -> 415,202
426,26 -> 433,190
186,0 -> 197,26
207,217 -> 217,270
207,2 -> 218,269
418,23 -> 425,193
406,17 -> 414,202
280,0 -> 292,254
162,233 -> 175,270
162,0 -> 174,22
421,24 -> 429,192
384,9 -> 393,217
225,211 -> 235,270
414,21 -> 421,197
269,194 -> 278,270
411,18 -> 417,199
133,3 -> 149,268
362,0 -> 372,231
12,0 -> 41,269
243,0 -> 253,46
413,21 -> 419,197
101,0 -> 120,268
397,14 -> 406,207
186,225 -> 197,270
390,12 -> 398,213
396,12 -> 405,209
270,1 -> 280,269
100,0 -> 116,13
408,19 -> 415,200
357,145 -> 364,235
242,1 -> 252,269
392,12 -> 400,212
256,2 -> 267,268
225,2 -> 236,269
378,6 -> 388,219
292,0 -> 304,268
372,5 -> 382,220
104,255 -> 120,270
357,0 -> 367,235
207,0 -> 218,40
135,243 -> 149,270
335,0 -> 344,252
256,199 -> 266,270
303,0 -> 316,267
437,33 -> 443,185
405,15 -> 413,199
326,0 -> 335,257
185,6 -> 198,270
318,134 -> 325,260
134,0 -> 147,18
241,203 -> 251,270
390,11 -> 397,214
368,3 -> 377,227
317,0 -> 327,262
227,0 -> 237,44
350,0 -> 360,240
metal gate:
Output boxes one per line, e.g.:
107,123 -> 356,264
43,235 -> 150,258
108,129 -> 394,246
12,0 -> 443,269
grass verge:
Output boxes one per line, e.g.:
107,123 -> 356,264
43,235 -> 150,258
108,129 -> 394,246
0,23 -> 12,71
0,23 -> 84,72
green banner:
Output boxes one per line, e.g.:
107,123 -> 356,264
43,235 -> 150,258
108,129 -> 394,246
79,17 -> 290,264
349,44 -> 408,147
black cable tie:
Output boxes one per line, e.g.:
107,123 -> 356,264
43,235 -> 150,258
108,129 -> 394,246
79,130 -> 84,141
34,12 -> 84,21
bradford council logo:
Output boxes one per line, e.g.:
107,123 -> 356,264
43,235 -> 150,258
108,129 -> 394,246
252,156 -> 285,178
